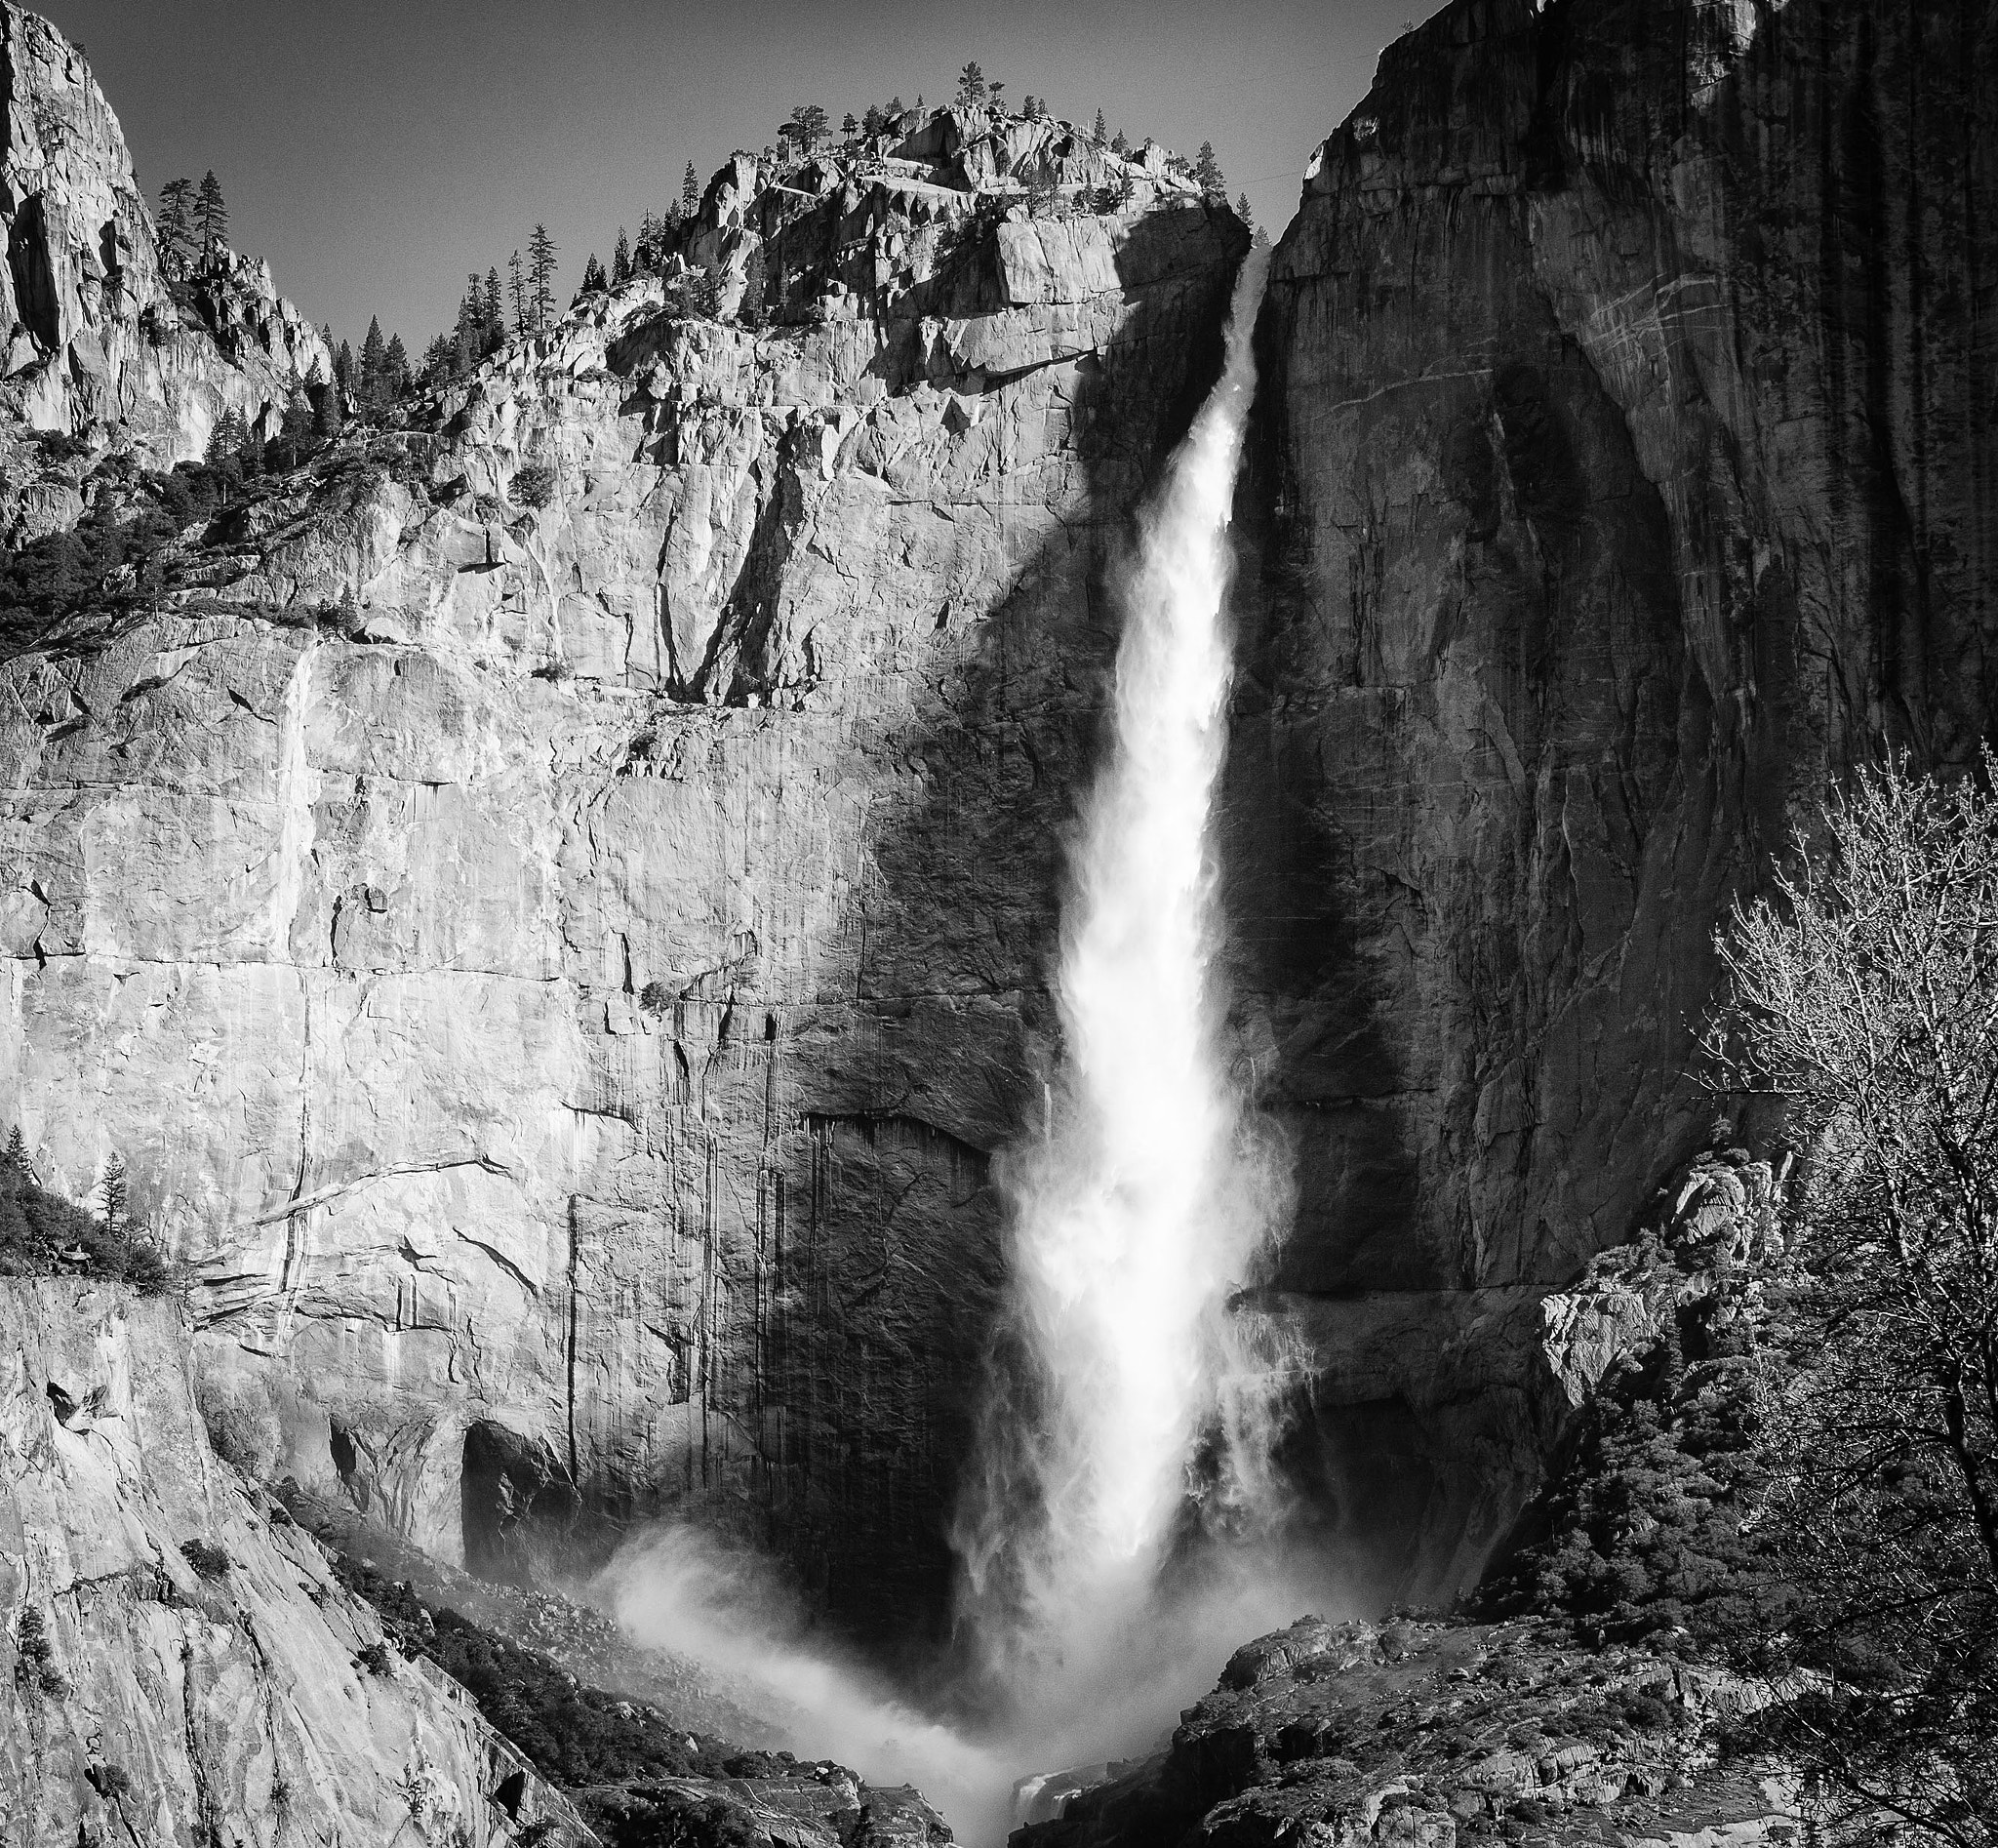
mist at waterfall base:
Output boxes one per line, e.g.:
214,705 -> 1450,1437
602,246 -> 1349,1843
601,1517 -> 1343,1844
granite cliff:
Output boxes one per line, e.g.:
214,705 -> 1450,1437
0,41 -> 1247,1647
0,1277 -> 585,1845
0,5 -> 327,482
0,0 -> 1993,1684
1227,0 -> 1998,1600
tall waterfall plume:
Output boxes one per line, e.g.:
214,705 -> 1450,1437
956,245 -> 1286,1685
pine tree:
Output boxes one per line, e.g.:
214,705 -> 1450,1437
579,253 -> 607,296
276,380 -> 313,464
196,171 -> 228,254
100,1153 -> 127,1241
420,334 -> 454,386
785,103 -> 828,152
1194,141 -> 1225,201
612,228 -> 632,287
359,316 -> 386,416
1093,108 -> 1108,142
956,62 -> 985,107
157,178 -> 194,278
384,334 -> 408,397
1236,192 -> 1256,234
4,1127 -> 28,1178
862,103 -> 886,137
682,162 -> 700,218
842,112 -> 858,137
485,267 -> 503,330
237,409 -> 264,475
312,362 -> 341,438
1111,129 -> 1131,157
508,252 -> 527,333
334,340 -> 354,394
739,241 -> 769,330
528,224 -> 558,331
205,408 -> 245,467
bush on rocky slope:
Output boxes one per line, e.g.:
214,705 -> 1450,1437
0,1133 -> 170,1292
317,1546 -> 938,1847
1471,1217 -> 1785,1654
328,1549 -> 738,1791
0,432 -> 436,661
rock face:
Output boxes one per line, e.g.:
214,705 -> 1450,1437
0,4 -> 328,462
1230,0 -> 1998,1597
3,0 -> 1993,1658
0,1277 -> 583,1845
1015,1614 -> 1802,1847
0,31 -> 1248,1646
1537,1147 -> 1785,1414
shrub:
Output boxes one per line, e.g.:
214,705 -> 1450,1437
679,271 -> 722,320
1470,1265 -> 1775,1650
510,463 -> 556,510
356,1640 -> 396,1677
86,1763 -> 133,1800
13,1607 -> 67,1698
180,1539 -> 231,1581
326,1547 -> 737,1791
594,1791 -> 762,1848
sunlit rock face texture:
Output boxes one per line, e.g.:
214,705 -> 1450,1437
0,35 -> 1248,1645
0,4 -> 328,462
0,1279 -> 582,1845
1230,0 -> 1998,1599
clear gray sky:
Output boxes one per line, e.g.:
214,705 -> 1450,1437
38,0 -> 1419,355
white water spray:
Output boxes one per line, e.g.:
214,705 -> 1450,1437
955,246 -> 1290,1676
605,249 -> 1328,1848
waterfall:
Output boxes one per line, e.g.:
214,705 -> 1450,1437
956,245 -> 1283,1684
611,250 -> 1299,1848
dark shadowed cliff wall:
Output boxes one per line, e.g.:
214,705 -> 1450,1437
1228,0 -> 1998,1599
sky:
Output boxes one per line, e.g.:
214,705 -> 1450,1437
39,0 -> 1421,356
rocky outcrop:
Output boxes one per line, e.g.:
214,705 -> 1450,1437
1231,0 -> 1998,1597
607,1771 -> 950,1848
1538,1148 -> 1785,1412
0,38 -> 1248,1644
0,1277 -> 584,1845
0,4 -> 328,465
1251,1145 -> 1789,1608
1015,1614 -> 1802,1847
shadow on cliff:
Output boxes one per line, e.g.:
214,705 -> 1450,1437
590,201 -> 1259,1706
1206,0 -> 1998,1614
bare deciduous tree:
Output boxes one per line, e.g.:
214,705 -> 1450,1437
1710,752 -> 1998,1846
